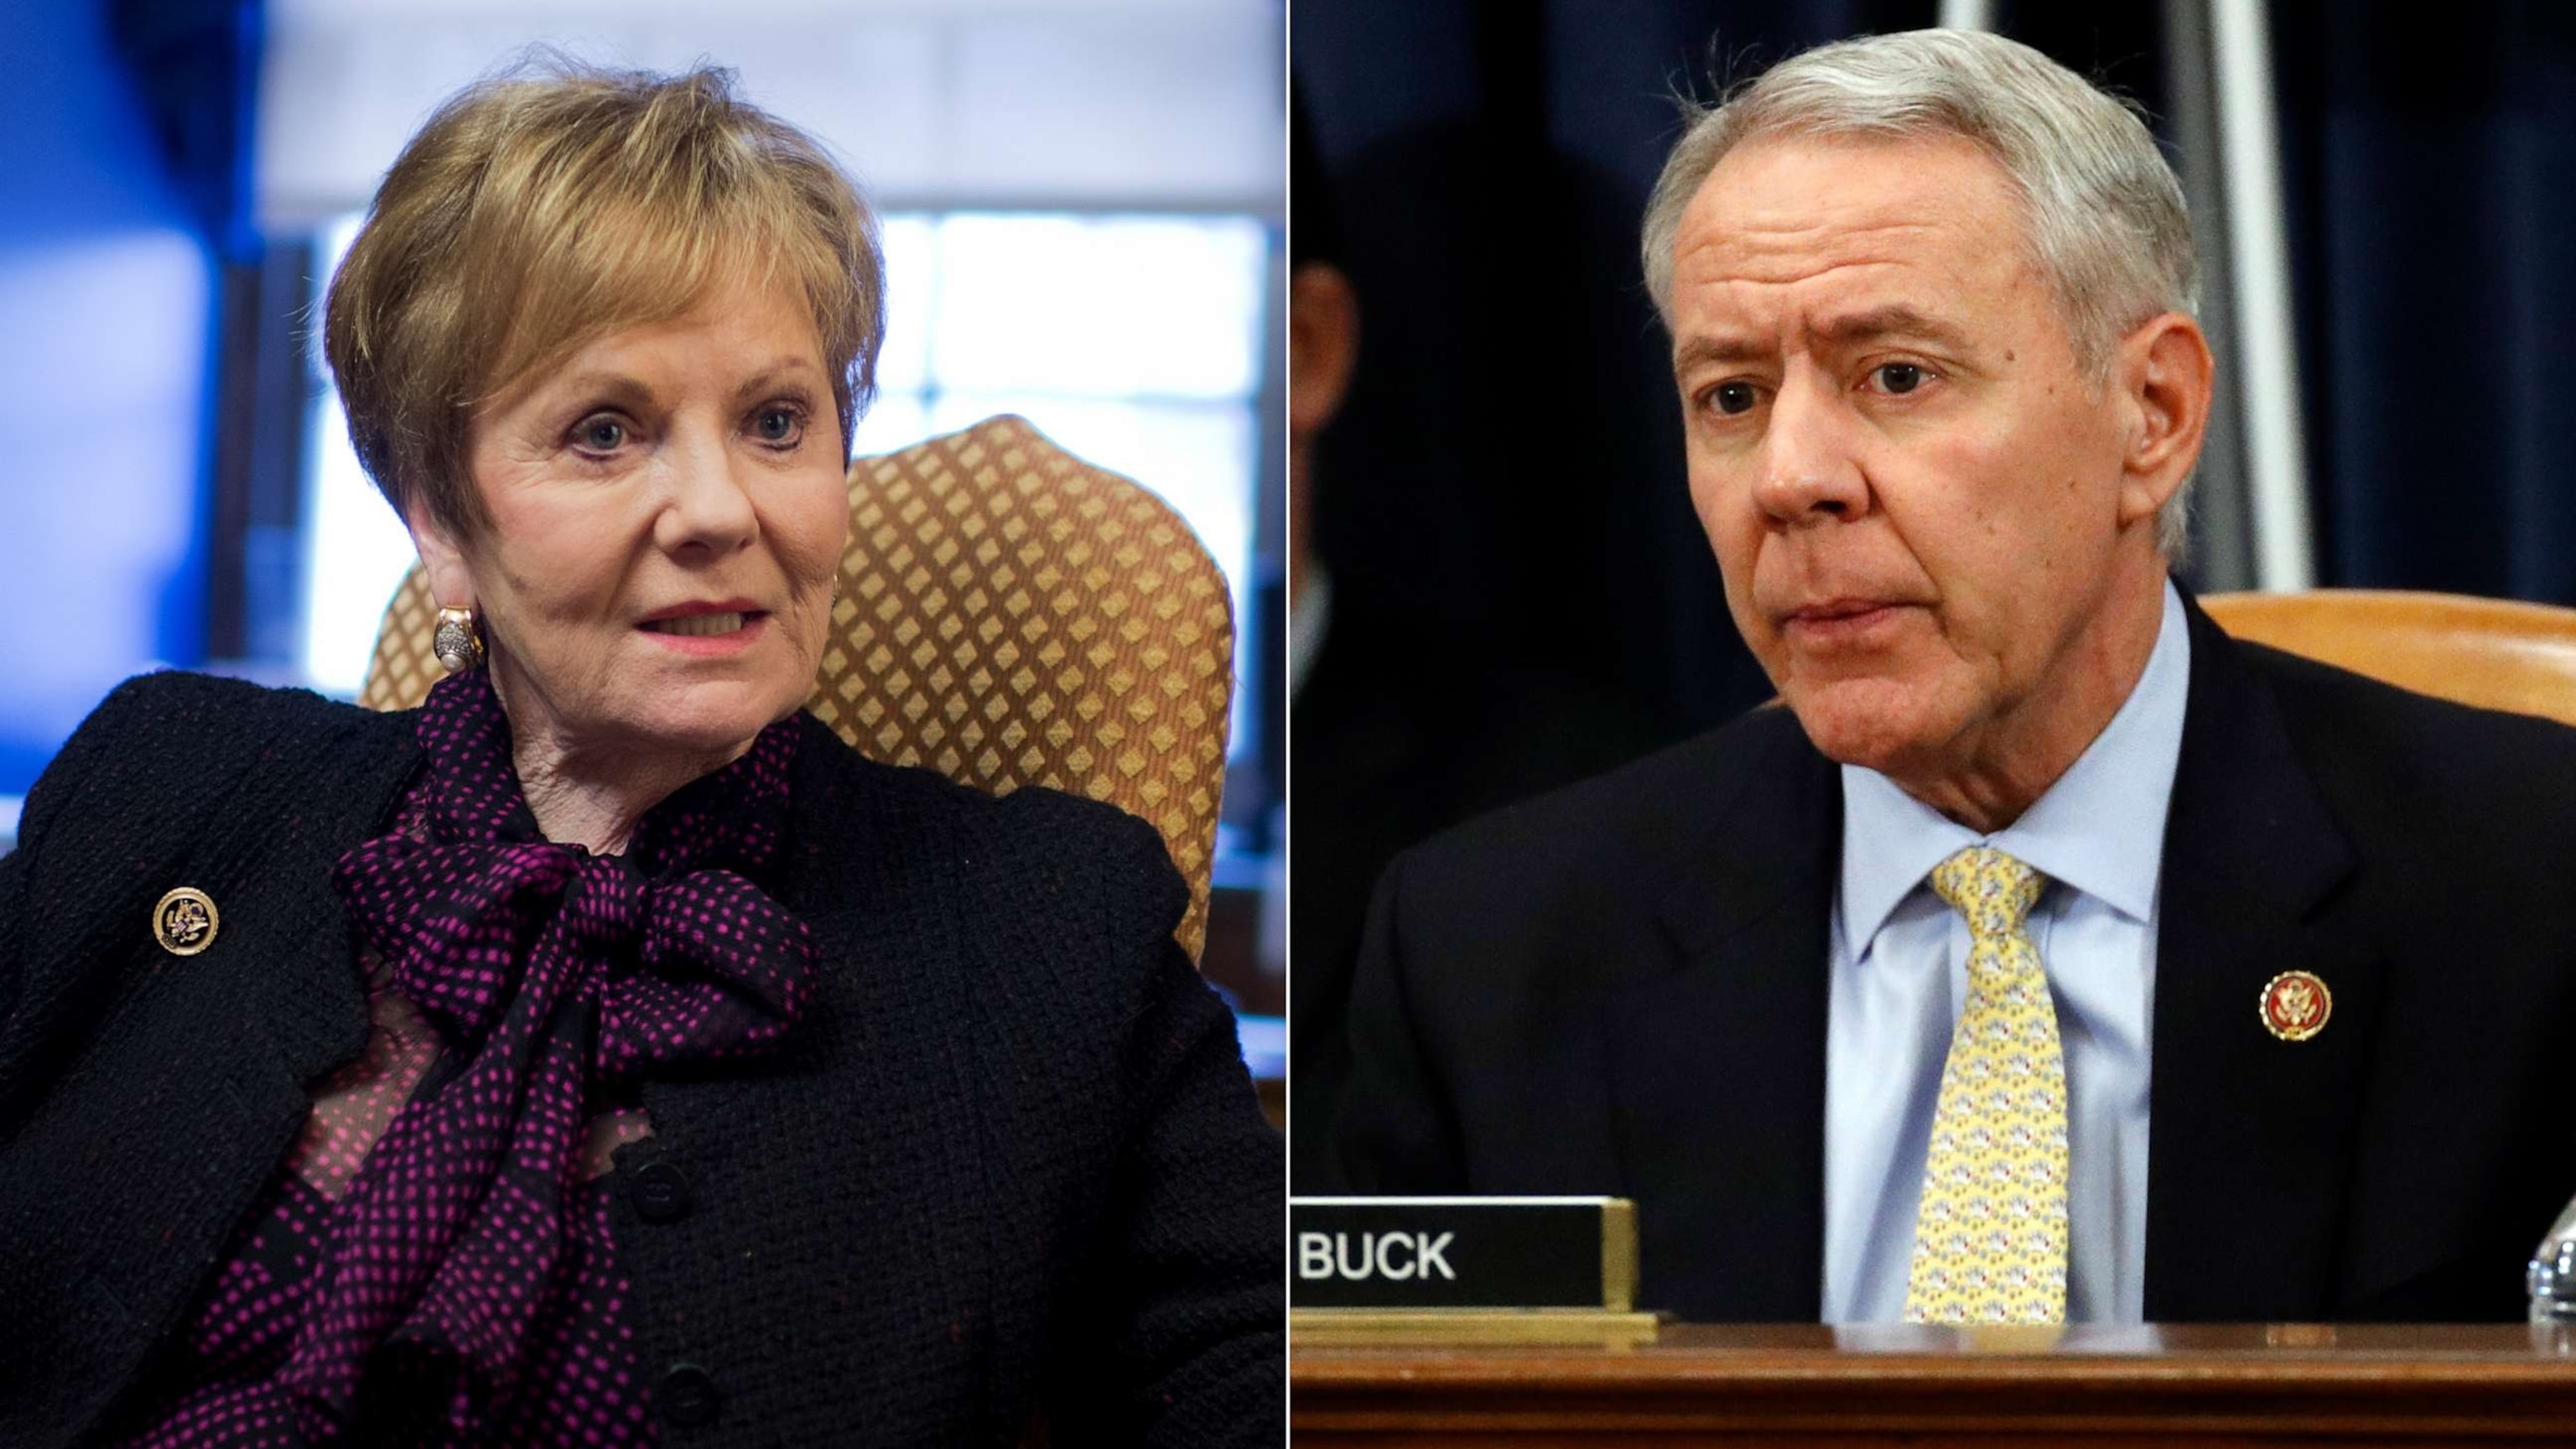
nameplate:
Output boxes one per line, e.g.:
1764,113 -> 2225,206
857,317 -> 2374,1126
1289,1196 -> 1637,1311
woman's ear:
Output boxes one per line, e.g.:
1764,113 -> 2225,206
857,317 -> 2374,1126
404,497 -> 476,610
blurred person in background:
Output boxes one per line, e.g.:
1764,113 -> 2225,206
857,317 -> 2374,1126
1286,86 -> 1654,1189
0,60 -> 1280,1446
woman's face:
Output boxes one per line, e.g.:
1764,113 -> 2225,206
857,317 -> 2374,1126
414,283 -> 848,767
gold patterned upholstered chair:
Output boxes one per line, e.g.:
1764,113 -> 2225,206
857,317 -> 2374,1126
2202,589 -> 2576,728
358,414 -> 1236,961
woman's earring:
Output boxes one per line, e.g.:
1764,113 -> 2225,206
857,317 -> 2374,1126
434,606 -> 486,673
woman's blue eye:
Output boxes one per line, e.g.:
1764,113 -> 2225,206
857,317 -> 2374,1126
756,408 -> 800,443
579,418 -> 625,451
1712,382 -> 1758,415
1877,363 -> 1924,394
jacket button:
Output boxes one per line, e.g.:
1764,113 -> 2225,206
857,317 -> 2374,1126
631,1161 -> 693,1223
659,1363 -> 721,1426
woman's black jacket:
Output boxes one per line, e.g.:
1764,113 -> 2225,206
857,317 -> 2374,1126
0,672 -> 1284,1446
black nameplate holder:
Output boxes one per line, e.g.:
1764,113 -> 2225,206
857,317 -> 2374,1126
1290,1196 -> 1657,1345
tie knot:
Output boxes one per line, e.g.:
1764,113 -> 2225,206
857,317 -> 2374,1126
1928,846 -> 2044,937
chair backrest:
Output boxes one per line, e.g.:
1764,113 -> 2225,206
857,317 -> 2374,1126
360,415 -> 1236,960
2200,588 -> 2576,727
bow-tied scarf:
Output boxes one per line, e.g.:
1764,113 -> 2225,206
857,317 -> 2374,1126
282,669 -> 815,1437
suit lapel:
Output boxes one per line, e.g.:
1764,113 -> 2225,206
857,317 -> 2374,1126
105,713 -> 416,1296
2143,595 -> 2379,1320
1607,713 -> 1840,1322
241,714 -> 421,1084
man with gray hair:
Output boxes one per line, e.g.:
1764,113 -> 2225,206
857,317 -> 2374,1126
1330,30 -> 2576,1325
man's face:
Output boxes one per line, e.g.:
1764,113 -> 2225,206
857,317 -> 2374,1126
1668,134 -> 2153,790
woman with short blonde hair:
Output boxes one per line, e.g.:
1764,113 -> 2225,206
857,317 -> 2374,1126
0,58 -> 1280,1446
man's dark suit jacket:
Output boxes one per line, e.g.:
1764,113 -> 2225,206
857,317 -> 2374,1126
0,673 -> 1282,1446
1291,618 -> 1658,1191
1335,591 -> 2576,1323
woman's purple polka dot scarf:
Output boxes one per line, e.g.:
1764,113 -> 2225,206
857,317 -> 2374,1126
262,668 -> 811,1440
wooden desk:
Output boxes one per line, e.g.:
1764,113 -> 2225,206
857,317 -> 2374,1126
1293,1322 -> 2576,1445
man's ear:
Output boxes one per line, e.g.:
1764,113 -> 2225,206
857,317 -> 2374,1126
1290,262 -> 1360,440
2113,312 -> 2215,531
404,496 -> 476,610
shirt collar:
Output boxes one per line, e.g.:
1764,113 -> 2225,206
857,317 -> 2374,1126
1289,564 -> 1332,705
1836,579 -> 2192,948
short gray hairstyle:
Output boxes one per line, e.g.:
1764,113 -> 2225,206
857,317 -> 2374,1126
1640,29 -> 2201,554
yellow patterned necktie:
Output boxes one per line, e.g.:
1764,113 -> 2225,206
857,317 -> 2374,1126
1903,846 -> 2069,1324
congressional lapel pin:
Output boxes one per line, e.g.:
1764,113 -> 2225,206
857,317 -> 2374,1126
2259,970 -> 2330,1042
153,887 -> 220,957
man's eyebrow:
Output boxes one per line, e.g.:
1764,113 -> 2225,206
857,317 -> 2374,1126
1670,306 -> 1971,372
1671,334 -> 1772,373
1811,304 -> 1971,350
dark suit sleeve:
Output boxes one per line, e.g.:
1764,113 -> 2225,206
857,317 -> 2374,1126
1332,849 -> 1469,1193
1045,818 -> 1284,1446
0,674 -> 172,1049
0,671 -> 342,1136
0,839 -> 22,1032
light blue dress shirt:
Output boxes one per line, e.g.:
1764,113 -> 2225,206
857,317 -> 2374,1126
1820,580 -> 2190,1324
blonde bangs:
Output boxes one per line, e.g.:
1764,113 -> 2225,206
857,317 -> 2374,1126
476,197 -> 860,421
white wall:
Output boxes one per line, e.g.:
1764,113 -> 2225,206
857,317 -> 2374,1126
257,0 -> 1284,225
